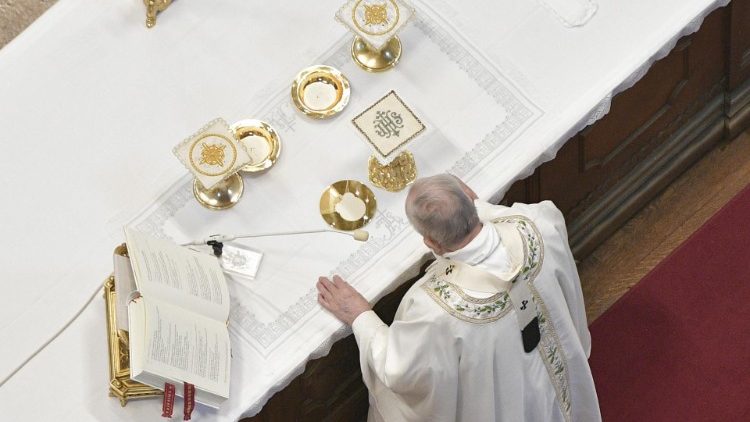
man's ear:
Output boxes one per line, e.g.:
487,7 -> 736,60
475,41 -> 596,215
424,236 -> 444,256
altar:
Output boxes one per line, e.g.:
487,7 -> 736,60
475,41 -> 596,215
0,0 -> 748,420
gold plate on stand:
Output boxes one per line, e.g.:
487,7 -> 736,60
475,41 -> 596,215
230,119 -> 281,173
351,36 -> 402,73
368,150 -> 417,192
291,65 -> 351,119
193,172 -> 244,210
319,180 -> 377,231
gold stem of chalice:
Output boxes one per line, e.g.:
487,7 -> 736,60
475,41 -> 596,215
192,173 -> 244,210
368,151 -> 417,192
351,36 -> 402,73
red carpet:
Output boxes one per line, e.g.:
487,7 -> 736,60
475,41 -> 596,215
589,184 -> 750,421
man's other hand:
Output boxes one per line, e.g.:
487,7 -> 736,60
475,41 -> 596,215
316,275 -> 372,325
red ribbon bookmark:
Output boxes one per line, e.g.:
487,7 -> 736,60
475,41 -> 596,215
183,382 -> 196,421
162,383 -> 176,418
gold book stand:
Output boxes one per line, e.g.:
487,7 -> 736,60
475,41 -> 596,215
105,244 -> 162,406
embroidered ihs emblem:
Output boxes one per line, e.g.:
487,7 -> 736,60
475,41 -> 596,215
364,4 -> 389,25
199,142 -> 226,167
373,110 -> 404,138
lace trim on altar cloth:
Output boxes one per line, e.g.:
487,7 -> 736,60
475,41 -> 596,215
422,215 -> 571,421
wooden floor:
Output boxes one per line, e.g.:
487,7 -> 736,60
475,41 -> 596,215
579,129 -> 750,322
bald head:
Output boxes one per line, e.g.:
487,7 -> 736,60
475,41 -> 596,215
405,174 -> 480,252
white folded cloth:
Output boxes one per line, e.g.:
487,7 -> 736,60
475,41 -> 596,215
538,0 -> 598,27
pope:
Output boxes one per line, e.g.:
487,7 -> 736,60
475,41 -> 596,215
316,174 -> 601,422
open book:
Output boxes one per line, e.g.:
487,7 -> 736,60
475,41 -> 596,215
118,228 -> 231,408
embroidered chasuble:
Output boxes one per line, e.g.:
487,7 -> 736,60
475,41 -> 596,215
352,201 -> 601,422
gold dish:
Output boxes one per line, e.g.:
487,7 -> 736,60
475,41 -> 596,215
231,119 -> 281,173
351,36 -> 402,73
319,180 -> 377,231
193,172 -> 244,210
291,65 -> 351,119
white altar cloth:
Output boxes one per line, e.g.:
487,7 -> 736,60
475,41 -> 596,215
0,0 -> 728,420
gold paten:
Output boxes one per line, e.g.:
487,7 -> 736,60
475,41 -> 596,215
319,180 -> 377,231
193,172 -> 244,210
351,36 -> 402,73
368,150 -> 416,192
291,65 -> 351,119
143,0 -> 172,28
106,244 -> 163,406
230,120 -> 281,173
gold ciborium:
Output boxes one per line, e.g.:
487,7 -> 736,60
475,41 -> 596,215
192,173 -> 245,211
336,0 -> 413,73
351,36 -> 402,73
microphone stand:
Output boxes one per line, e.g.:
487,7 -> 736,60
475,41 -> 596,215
184,229 -> 369,257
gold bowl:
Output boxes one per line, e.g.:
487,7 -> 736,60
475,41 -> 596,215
319,180 -> 377,231
291,65 -> 350,119
230,119 -> 281,173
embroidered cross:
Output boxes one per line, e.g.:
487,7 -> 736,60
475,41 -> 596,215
445,265 -> 454,275
364,4 -> 389,25
199,142 -> 227,167
520,300 -> 528,310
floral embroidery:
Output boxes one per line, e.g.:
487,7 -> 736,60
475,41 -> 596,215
423,276 -> 511,323
500,216 -> 571,422
421,215 -> 572,421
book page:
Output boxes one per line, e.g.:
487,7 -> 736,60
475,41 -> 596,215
114,253 -> 137,331
131,297 -> 231,401
125,228 -> 230,322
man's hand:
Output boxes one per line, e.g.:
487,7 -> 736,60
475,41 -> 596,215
316,275 -> 372,325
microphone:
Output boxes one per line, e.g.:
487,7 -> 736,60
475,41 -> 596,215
183,228 -> 369,247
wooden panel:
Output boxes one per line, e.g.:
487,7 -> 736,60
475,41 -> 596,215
538,9 -> 727,223
729,0 -> 750,90
727,0 -> 750,138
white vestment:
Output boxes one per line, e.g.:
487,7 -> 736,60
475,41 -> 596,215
352,201 -> 601,421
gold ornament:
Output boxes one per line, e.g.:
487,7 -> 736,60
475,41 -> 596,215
364,4 -> 389,25
368,151 -> 417,192
199,143 -> 227,167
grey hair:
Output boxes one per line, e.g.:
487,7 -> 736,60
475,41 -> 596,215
405,174 -> 479,249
